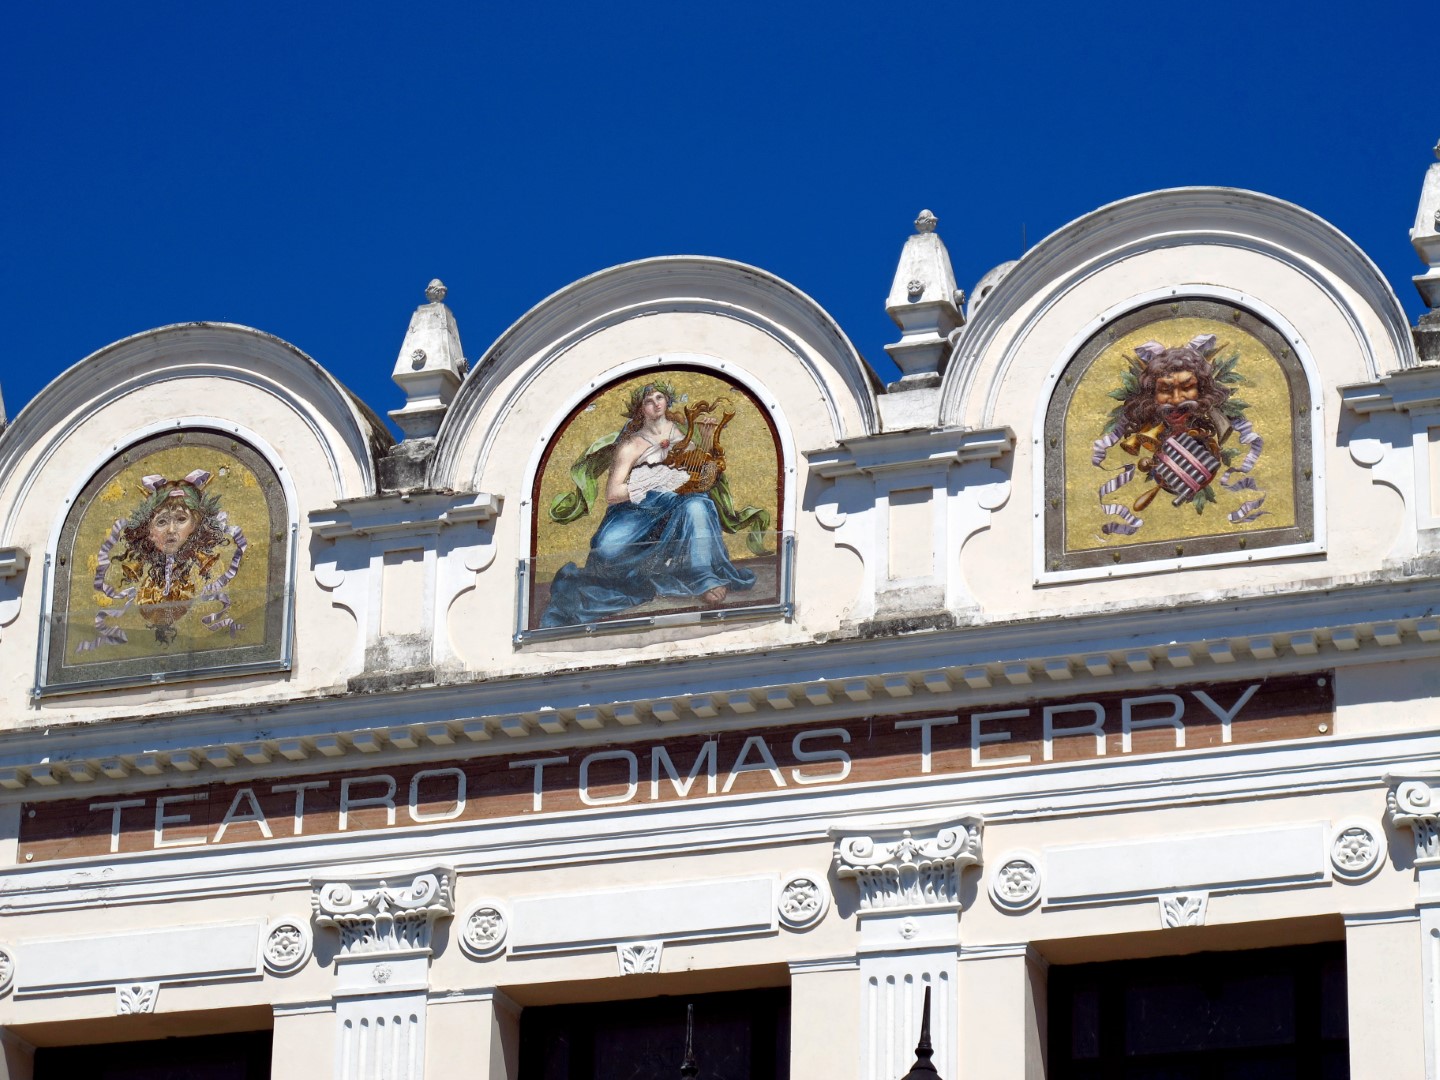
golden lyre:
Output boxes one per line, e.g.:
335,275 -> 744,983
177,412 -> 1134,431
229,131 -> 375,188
664,398 -> 735,494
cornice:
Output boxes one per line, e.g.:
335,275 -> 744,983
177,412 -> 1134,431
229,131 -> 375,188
0,548 -> 26,579
309,491 -> 502,540
1341,366 -> 1440,415
805,427 -> 1014,479
1,571 -> 1438,795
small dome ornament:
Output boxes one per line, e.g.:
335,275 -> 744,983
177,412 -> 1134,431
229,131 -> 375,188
425,278 -> 448,304
914,209 -> 938,234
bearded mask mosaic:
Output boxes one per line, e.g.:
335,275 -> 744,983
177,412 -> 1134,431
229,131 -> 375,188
1043,299 -> 1314,576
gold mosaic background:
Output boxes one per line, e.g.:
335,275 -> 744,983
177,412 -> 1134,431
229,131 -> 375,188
62,443 -> 278,663
533,370 -> 780,575
1063,316 -> 1296,554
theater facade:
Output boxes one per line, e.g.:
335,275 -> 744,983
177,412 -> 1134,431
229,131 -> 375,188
0,147 -> 1439,1079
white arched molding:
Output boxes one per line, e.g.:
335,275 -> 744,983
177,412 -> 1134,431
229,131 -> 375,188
939,187 -> 1415,431
0,323 -> 388,545
430,256 -> 880,492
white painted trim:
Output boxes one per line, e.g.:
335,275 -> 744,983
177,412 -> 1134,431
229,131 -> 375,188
0,324 -> 384,544
1030,284 -> 1328,585
434,257 -> 880,490
939,187 -> 1414,429
0,582 -> 1433,793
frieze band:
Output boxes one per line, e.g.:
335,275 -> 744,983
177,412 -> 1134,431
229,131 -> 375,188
20,674 -> 1333,863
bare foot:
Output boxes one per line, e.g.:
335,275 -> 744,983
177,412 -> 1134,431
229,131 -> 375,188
701,586 -> 728,605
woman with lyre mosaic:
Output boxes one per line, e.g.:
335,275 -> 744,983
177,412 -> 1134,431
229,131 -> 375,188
541,381 -> 759,627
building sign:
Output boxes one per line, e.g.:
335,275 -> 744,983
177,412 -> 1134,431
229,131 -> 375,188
19,674 -> 1332,864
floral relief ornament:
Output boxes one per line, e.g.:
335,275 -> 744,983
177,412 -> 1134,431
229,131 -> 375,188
618,941 -> 662,975
778,874 -> 828,930
1330,820 -> 1384,881
459,901 -> 509,960
262,918 -> 312,974
989,855 -> 1042,912
0,946 -> 14,996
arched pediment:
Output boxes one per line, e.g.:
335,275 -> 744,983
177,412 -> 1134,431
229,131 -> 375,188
0,322 -> 389,533
941,187 -> 1414,431
430,256 -> 880,493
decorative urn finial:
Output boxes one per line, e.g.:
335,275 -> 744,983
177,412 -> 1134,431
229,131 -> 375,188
915,209 -> 938,234
425,278 -> 447,304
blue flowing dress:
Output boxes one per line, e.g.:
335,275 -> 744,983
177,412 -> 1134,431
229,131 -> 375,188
541,436 -> 756,627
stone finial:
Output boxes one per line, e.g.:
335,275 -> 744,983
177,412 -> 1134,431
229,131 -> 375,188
885,209 -> 964,388
389,278 -> 468,441
1410,141 -> 1440,363
1412,140 -> 1440,309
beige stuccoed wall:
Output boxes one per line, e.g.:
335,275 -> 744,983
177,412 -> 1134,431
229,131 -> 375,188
0,331 -> 378,730
444,308 -> 869,672
956,241 -> 1404,621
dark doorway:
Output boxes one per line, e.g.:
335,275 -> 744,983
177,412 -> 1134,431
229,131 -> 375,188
34,1030 -> 273,1080
520,987 -> 789,1080
1048,941 -> 1348,1079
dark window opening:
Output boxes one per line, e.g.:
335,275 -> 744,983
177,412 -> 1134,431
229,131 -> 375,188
1048,941 -> 1348,1079
520,987 -> 789,1080
35,1030 -> 272,1080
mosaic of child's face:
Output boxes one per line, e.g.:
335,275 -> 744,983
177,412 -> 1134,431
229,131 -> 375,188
147,502 -> 198,555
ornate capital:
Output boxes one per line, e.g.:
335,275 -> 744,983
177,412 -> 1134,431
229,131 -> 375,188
312,866 -> 455,956
1388,779 -> 1440,861
833,818 -> 982,913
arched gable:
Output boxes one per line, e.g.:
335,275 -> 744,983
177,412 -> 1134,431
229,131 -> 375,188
0,323 -> 390,706
430,256 -> 880,493
941,187 -> 1414,431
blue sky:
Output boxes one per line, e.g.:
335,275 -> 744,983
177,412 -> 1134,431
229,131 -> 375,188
2,2 -> 1433,433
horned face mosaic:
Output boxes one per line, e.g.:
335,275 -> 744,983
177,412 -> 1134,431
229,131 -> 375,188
528,368 -> 783,632
1043,299 -> 1313,575
43,431 -> 289,691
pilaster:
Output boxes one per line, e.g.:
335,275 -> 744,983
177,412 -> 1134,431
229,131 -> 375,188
426,989 -> 520,1080
832,817 -> 983,1080
1387,778 -> 1440,1079
311,867 -> 455,1080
